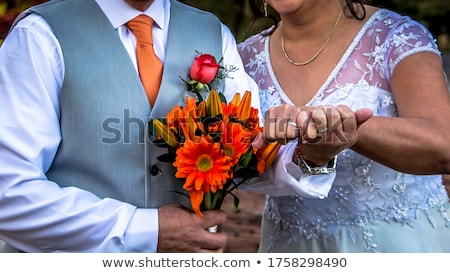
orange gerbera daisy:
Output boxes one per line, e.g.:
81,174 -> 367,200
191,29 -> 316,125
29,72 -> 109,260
174,136 -> 232,217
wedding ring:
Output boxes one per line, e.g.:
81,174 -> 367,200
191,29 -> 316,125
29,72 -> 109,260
207,225 -> 218,233
287,121 -> 298,127
318,127 -> 328,133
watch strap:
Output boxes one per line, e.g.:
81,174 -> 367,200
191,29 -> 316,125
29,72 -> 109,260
295,148 -> 337,176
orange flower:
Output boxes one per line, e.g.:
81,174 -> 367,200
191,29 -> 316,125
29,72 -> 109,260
165,105 -> 184,128
222,122 -> 253,167
229,92 -> 241,107
205,90 -> 223,117
165,96 -> 202,140
174,137 -> 232,217
184,96 -> 199,120
236,90 -> 252,122
197,101 -> 206,117
246,108 -> 262,133
222,91 -> 262,137
222,101 -> 238,118
256,141 -> 281,173
150,54 -> 279,219
152,118 -> 179,148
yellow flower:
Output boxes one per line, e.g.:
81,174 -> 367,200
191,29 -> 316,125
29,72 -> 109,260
256,141 -> 281,173
236,90 -> 252,122
205,89 -> 223,117
150,53 -> 279,219
152,119 -> 179,148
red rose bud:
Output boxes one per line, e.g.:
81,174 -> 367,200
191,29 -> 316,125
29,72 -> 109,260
189,54 -> 220,84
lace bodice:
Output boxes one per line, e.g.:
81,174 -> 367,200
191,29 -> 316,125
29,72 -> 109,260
238,9 -> 449,252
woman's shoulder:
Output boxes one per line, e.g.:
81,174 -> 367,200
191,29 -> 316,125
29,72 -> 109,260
368,8 -> 432,35
362,8 -> 437,51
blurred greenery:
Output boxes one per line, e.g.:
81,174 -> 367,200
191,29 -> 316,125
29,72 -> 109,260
1,0 -> 449,50
180,0 -> 268,42
180,0 -> 450,51
366,0 -> 450,39
0,0 -> 47,45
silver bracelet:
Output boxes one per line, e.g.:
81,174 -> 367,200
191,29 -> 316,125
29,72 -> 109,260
296,151 -> 337,176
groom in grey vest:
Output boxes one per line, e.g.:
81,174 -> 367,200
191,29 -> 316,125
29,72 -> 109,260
0,0 -> 258,252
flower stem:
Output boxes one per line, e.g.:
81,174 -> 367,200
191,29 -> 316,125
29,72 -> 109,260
204,191 -> 212,210
211,191 -> 222,209
227,178 -> 250,192
195,91 -> 204,103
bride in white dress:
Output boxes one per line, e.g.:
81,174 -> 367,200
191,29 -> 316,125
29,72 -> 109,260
239,0 -> 450,252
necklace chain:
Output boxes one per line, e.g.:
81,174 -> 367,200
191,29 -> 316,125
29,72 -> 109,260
281,10 -> 343,66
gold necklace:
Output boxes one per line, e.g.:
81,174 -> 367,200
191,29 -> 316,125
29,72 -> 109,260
281,10 -> 343,66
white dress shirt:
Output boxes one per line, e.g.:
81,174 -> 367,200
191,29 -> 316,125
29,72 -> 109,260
0,0 -> 330,252
0,0 -> 260,252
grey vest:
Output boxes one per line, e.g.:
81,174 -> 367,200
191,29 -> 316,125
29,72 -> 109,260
29,0 -> 223,208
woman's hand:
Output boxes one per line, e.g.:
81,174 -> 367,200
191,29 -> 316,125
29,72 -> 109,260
298,105 -> 372,166
254,104 -> 373,166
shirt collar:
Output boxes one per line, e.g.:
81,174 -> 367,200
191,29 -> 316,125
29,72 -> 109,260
95,0 -> 168,30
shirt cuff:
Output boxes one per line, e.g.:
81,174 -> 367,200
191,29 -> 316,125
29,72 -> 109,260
241,141 -> 336,198
284,142 -> 336,198
121,208 -> 158,252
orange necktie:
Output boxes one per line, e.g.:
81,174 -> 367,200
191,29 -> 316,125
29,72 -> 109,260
127,15 -> 163,106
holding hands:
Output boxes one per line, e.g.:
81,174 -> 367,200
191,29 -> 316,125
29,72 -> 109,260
254,105 -> 373,167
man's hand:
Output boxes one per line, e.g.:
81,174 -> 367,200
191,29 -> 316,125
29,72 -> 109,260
252,105 -> 373,166
157,204 -> 227,253
298,106 -> 373,166
253,105 -> 372,147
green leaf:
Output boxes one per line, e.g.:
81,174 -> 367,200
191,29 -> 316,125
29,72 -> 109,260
233,196 -> 240,213
147,119 -> 157,136
152,139 -> 171,148
156,153 -> 176,163
218,91 -> 227,104
238,146 -> 254,167
233,167 -> 260,179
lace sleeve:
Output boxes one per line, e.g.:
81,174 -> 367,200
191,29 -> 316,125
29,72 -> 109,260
238,33 -> 264,76
384,15 -> 441,81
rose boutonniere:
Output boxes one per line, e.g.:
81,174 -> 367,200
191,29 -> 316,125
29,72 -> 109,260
150,53 -> 280,223
181,51 -> 238,96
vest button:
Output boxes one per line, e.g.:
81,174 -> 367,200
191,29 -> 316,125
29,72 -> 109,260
150,165 -> 161,176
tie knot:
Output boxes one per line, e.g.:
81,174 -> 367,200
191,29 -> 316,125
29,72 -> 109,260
127,14 -> 154,45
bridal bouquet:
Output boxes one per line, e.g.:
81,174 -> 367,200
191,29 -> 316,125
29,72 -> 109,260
150,53 -> 280,218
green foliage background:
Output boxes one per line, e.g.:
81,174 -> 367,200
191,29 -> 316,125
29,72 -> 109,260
179,0 -> 450,50
1,0 -> 449,50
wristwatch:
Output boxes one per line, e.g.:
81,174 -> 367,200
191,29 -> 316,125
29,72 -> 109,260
296,151 -> 337,176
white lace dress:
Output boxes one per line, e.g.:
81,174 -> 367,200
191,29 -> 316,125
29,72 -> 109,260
238,9 -> 450,252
